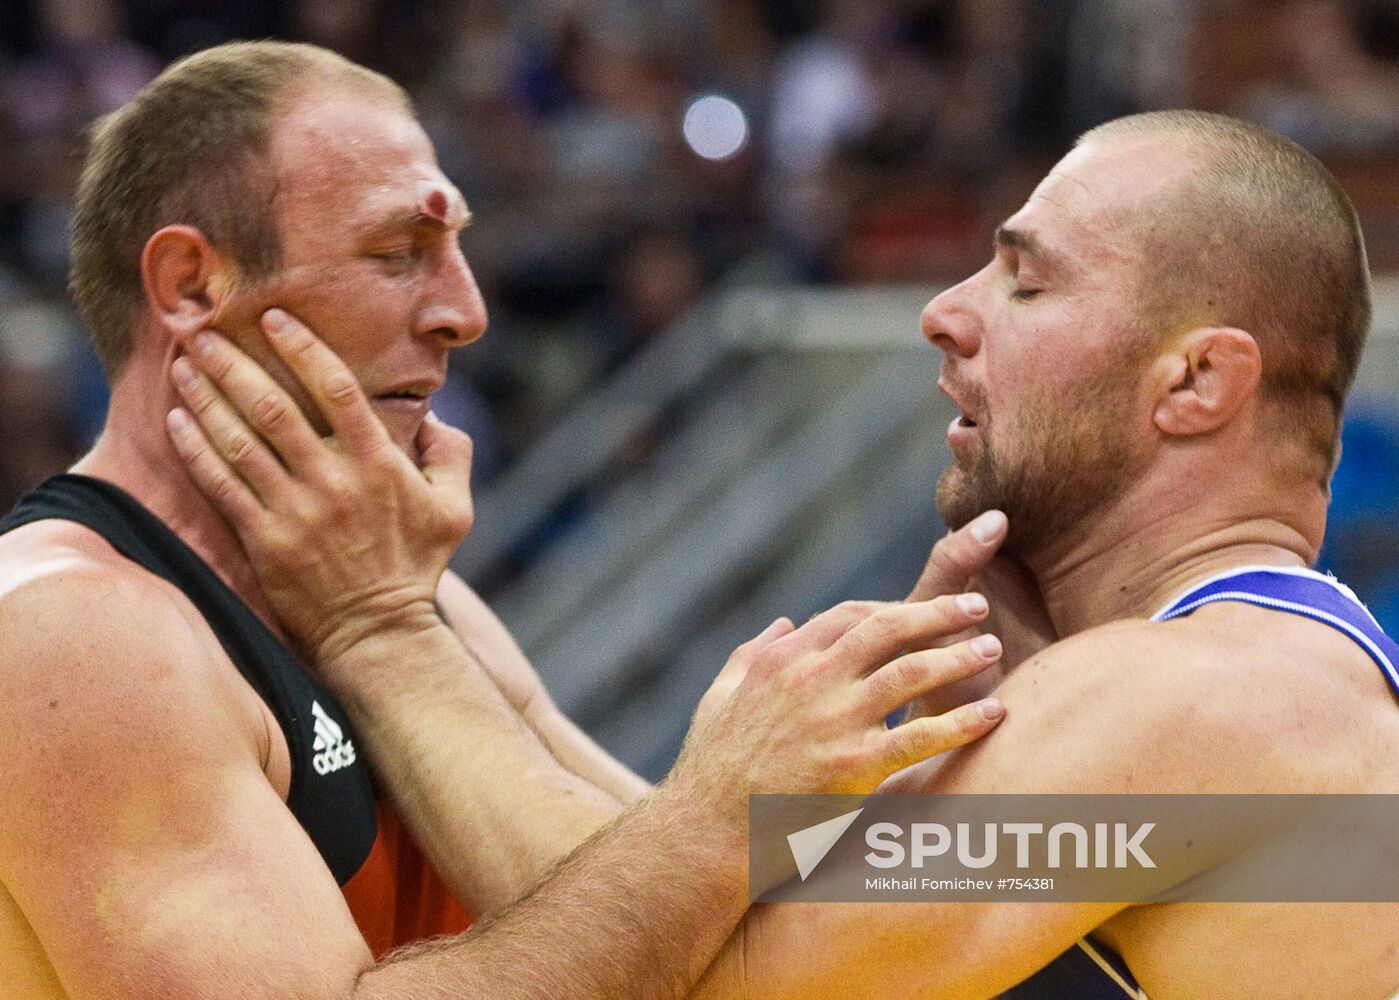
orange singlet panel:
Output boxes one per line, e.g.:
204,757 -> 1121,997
342,801 -> 473,958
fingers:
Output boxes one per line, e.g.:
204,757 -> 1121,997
907,510 -> 1007,602
180,333 -> 325,472
830,594 -> 990,675
734,616 -> 797,662
718,616 -> 796,682
170,355 -> 288,504
879,697 -> 1005,774
765,600 -> 888,660
259,309 -> 391,458
862,633 -> 1001,718
165,406 -> 267,528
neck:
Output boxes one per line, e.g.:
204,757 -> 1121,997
73,359 -> 288,639
1024,469 -> 1327,637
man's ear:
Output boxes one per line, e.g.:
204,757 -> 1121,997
140,225 -> 237,342
1152,326 -> 1262,436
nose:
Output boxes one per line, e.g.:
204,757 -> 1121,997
920,274 -> 982,360
416,243 -> 488,348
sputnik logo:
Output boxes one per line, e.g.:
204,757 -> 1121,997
786,808 -> 865,881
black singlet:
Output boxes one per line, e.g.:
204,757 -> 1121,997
0,474 -> 378,885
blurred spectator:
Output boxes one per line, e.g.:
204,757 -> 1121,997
0,285 -> 91,511
1230,0 -> 1399,154
3,0 -> 159,283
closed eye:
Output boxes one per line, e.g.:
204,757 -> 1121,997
1010,287 -> 1042,301
367,246 -> 419,272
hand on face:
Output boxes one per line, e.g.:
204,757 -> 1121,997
903,510 -> 1058,716
671,597 -> 1005,817
165,308 -> 475,667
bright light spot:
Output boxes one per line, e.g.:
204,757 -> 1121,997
683,95 -> 748,161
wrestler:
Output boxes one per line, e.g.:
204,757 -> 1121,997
179,109 -> 1399,998
0,41 -> 1005,999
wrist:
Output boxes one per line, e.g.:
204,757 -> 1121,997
303,590 -> 439,668
663,735 -> 754,842
644,775 -> 751,887
307,601 -> 450,691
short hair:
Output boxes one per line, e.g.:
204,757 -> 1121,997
69,41 -> 409,379
1081,110 -> 1371,483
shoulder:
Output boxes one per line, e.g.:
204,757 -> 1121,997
0,521 -> 268,783
900,609 -> 1343,794
0,529 -> 372,998
0,519 -> 221,673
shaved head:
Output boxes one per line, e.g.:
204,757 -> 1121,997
1081,111 -> 1371,484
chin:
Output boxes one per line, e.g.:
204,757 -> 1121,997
935,466 -> 983,532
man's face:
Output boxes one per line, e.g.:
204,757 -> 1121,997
213,85 -> 486,458
923,137 -> 1185,558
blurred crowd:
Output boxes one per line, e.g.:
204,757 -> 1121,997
0,0 -> 1397,534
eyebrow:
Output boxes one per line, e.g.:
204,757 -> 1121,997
994,225 -> 1063,270
361,204 -> 473,240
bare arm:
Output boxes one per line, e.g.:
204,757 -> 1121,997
165,306 -> 1008,933
0,568 -> 377,999
0,556 -> 1002,1000
690,621 -> 1262,1000
435,569 -> 650,804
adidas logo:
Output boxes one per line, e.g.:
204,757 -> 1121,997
311,701 -> 357,776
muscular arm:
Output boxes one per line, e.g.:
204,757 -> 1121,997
0,548 -> 1001,1000
0,565 -> 375,998
363,570 -> 646,911
0,569 -> 695,999
318,609 -> 631,915
691,620 -> 1264,999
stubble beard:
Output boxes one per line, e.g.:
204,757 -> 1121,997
936,378 -> 1141,562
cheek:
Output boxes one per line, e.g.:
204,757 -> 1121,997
261,264 -> 407,368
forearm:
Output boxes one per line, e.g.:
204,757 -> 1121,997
326,617 -> 625,913
437,575 -> 651,806
520,694 -> 652,805
354,779 -> 749,1000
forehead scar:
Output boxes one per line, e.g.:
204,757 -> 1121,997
415,180 -> 466,227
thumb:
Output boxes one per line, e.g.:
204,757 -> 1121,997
718,616 -> 795,683
417,412 -> 474,496
908,510 -> 1008,602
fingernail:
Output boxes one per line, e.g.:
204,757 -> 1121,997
978,699 -> 1005,721
970,510 -> 1005,544
957,592 -> 988,615
972,634 -> 1001,658
425,410 -> 442,424
263,309 -> 291,336
166,407 -> 192,433
192,332 -> 216,358
171,356 -> 196,387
